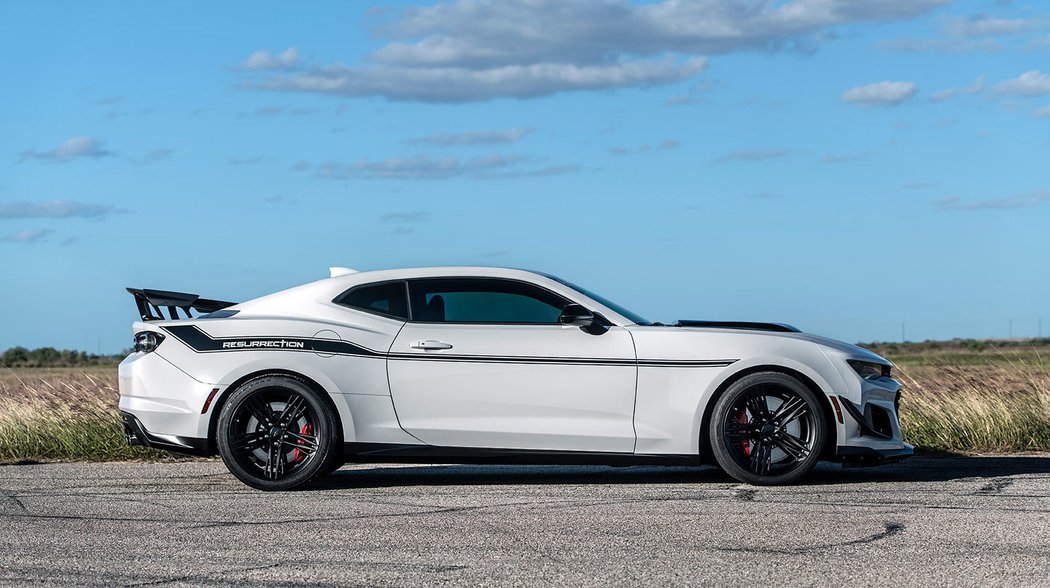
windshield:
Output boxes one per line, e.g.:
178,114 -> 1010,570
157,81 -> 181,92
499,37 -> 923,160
543,274 -> 652,326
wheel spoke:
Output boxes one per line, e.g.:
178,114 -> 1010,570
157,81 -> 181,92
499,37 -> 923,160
266,440 -> 284,479
749,439 -> 770,474
774,432 -> 810,461
244,395 -> 275,426
745,394 -> 770,420
277,394 -> 305,425
231,431 -> 267,452
283,430 -> 318,449
772,396 -> 808,425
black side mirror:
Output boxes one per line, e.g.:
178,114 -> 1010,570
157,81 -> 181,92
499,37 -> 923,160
559,304 -> 608,335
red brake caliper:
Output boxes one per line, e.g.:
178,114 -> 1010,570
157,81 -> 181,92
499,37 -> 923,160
738,409 -> 751,456
293,422 -> 313,462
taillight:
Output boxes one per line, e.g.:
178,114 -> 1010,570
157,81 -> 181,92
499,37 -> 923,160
134,331 -> 165,353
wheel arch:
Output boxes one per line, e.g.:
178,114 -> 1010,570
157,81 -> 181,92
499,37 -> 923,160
205,369 -> 348,455
697,364 -> 838,461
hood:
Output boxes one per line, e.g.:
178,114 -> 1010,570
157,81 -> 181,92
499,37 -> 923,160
798,332 -> 889,364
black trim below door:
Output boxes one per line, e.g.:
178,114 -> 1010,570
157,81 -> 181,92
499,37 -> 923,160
342,443 -> 703,466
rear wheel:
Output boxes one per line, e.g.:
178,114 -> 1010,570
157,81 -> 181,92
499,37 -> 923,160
709,372 -> 826,485
217,376 -> 339,491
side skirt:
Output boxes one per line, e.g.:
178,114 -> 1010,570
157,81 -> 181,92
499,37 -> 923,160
342,443 -> 704,467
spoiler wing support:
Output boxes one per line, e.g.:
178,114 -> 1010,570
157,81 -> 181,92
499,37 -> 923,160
127,288 -> 237,321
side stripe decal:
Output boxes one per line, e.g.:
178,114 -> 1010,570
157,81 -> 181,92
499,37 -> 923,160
161,325 -> 737,368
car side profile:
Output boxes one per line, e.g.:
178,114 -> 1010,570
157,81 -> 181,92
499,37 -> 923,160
119,266 -> 912,490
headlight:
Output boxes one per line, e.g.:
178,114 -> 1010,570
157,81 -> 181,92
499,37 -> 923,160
848,359 -> 890,380
134,331 -> 165,353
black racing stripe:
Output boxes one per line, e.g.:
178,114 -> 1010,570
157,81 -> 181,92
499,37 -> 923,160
161,325 -> 385,359
161,325 -> 737,368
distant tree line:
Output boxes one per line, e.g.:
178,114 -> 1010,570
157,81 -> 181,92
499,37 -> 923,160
1,347 -> 126,368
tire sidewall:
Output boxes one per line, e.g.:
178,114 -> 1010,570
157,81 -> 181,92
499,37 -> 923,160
217,375 -> 339,491
709,372 -> 827,486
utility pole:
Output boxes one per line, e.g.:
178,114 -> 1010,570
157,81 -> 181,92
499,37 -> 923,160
1009,318 -> 1013,339
1040,316 -> 1043,338
901,321 -> 906,343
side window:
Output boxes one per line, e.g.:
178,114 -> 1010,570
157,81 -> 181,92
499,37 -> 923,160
335,281 -> 409,320
408,278 -> 569,324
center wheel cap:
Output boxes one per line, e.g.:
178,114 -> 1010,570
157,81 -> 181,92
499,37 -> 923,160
268,426 -> 283,440
761,422 -> 776,436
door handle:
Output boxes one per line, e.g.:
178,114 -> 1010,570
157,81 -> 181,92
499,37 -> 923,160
411,340 -> 454,350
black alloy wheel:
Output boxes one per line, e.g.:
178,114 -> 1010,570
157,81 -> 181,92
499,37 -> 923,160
710,372 -> 826,485
217,376 -> 339,491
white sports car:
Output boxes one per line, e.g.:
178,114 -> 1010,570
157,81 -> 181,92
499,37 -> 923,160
119,266 -> 912,490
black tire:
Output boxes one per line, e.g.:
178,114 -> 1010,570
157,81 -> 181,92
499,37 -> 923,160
709,372 -> 826,486
217,375 -> 340,491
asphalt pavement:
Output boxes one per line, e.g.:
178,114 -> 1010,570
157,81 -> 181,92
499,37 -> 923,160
1,456 -> 1049,586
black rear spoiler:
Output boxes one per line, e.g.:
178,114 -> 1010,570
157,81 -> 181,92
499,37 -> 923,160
675,320 -> 801,333
127,288 -> 237,321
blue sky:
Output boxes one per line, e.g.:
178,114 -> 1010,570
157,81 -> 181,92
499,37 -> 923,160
2,0 -> 1049,352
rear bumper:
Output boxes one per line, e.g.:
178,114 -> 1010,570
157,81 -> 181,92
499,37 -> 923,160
836,443 -> 914,467
121,411 -> 211,456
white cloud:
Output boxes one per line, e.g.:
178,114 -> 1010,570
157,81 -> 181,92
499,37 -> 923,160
0,229 -> 53,244
994,70 -> 1050,96
882,14 -> 1043,52
1036,106 -> 1050,117
841,81 -> 916,107
404,128 -> 532,146
17,137 -> 115,163
244,0 -> 945,102
253,58 -> 708,102
238,47 -> 300,71
0,200 -> 116,219
315,154 -> 527,180
936,190 -> 1050,211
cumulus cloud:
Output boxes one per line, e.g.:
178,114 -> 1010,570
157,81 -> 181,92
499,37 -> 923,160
404,128 -> 532,146
993,70 -> 1050,96
17,137 -> 115,163
0,200 -> 116,220
227,155 -> 263,166
713,148 -> 790,163
243,0 -> 945,102
1036,106 -> 1050,118
252,58 -> 708,102
315,154 -> 527,180
0,229 -> 53,244
238,47 -> 300,71
841,81 -> 916,106
935,190 -> 1050,211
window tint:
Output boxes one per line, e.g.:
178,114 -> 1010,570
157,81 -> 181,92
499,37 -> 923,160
408,278 -> 569,324
335,281 -> 408,319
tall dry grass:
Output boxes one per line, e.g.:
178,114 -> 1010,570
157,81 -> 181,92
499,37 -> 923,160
896,357 -> 1050,453
1,350 -> 1049,462
0,368 -> 161,461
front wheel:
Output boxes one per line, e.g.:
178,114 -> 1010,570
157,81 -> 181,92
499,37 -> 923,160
217,376 -> 340,491
709,372 -> 827,485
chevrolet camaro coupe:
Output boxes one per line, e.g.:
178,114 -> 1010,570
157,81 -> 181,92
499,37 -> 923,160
119,266 -> 912,490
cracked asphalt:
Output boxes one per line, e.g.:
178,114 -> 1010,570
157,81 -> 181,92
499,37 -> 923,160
1,457 -> 1049,586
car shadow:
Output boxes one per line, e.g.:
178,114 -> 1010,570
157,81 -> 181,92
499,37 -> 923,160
307,455 -> 1050,491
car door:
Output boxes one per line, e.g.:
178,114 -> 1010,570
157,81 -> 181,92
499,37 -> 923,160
387,277 -> 638,453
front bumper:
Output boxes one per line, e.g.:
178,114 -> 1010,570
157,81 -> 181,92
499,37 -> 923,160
121,411 -> 211,456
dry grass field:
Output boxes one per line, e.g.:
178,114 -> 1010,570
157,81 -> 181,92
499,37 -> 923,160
1,341 -> 1049,462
